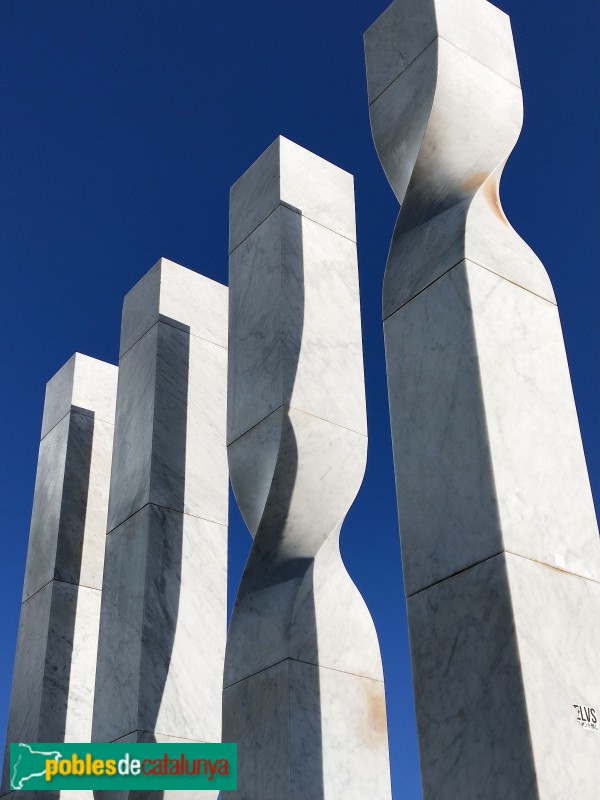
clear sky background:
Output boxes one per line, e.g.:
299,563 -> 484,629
0,1 -> 598,797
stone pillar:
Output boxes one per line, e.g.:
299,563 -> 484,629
91,259 -> 228,787
365,1 -> 600,797
1,353 -> 118,800
224,136 -> 392,800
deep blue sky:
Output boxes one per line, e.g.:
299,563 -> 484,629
0,2 -> 598,797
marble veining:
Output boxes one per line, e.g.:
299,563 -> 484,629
92,261 -> 229,769
228,136 -> 356,254
366,1 -> 600,796
119,257 -> 228,357
228,206 -> 366,444
41,353 -> 118,438
224,138 -> 391,798
1,354 -> 117,800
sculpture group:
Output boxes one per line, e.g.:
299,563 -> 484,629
2,2 -> 598,799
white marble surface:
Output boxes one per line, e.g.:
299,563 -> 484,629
364,0 -> 518,106
366,1 -> 555,319
228,206 -> 366,443
290,662 -> 391,800
63,586 -> 103,742
41,353 -> 118,438
22,413 -> 70,598
3,579 -> 103,793
119,257 -> 228,357
108,312 -> 228,531
225,139 -> 391,798
93,261 -> 228,756
2,355 -> 116,797
1,583 -> 52,795
226,407 -> 370,685
24,413 -> 115,597
106,325 -> 156,530
408,553 -> 600,799
224,660 -> 391,800
367,2 -> 600,797
385,261 -> 600,595
289,530 -> 384,681
228,136 -> 356,254
508,555 -> 600,798
364,0 -> 438,105
93,505 -> 226,744
470,265 -> 600,580
408,553 -> 542,799
223,661 -> 291,800
368,32 -> 555,318
436,0 -> 519,87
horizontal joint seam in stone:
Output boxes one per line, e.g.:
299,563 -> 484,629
228,403 -> 368,448
502,549 -> 600,587
107,501 -> 228,537
406,550 -> 505,598
436,33 -> 521,90
368,35 -> 438,107
406,549 -> 600,600
224,657 -> 385,690
23,577 -> 102,605
384,257 -> 557,323
229,202 -> 357,258
42,407 -> 116,441
112,729 -> 217,745
368,32 -> 520,111
465,257 -> 557,307
119,317 -> 227,362
383,258 -> 466,322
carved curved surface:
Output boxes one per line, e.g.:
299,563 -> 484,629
366,2 -> 600,798
224,137 -> 392,800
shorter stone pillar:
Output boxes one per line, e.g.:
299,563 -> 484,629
92,259 -> 228,800
1,353 -> 118,800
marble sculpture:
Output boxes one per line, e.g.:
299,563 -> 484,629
1,354 -> 118,800
365,0 -> 600,797
223,136 -> 393,799
91,258 -> 228,800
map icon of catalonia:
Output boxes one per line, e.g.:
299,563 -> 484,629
11,743 -> 62,790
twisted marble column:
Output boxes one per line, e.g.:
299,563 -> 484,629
92,259 -> 228,800
365,1 -> 600,797
1,354 -> 118,800
223,136 -> 392,800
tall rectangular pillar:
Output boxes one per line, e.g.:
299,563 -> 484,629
1,353 -> 118,800
365,1 -> 600,797
92,259 -> 228,778
224,137 -> 392,800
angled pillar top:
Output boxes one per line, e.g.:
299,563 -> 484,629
365,0 -> 554,314
120,257 -> 228,357
228,135 -> 356,253
41,352 -> 118,438
364,0 -> 519,107
25,353 -> 118,601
